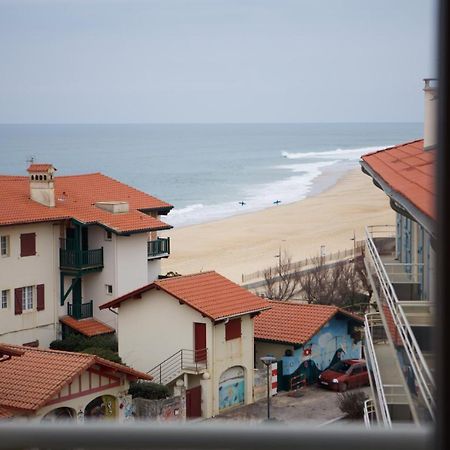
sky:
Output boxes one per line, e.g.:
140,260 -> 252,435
0,0 -> 437,124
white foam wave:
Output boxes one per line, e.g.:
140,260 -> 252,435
166,161 -> 340,227
281,145 -> 389,161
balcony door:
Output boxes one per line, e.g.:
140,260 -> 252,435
194,322 -> 207,362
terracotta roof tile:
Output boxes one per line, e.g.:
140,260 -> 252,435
0,172 -> 173,233
0,344 -> 151,413
27,164 -> 54,173
0,406 -> 14,419
361,140 -> 435,220
254,301 -> 363,345
100,271 -> 271,321
59,316 -> 115,337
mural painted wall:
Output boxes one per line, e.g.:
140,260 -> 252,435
218,366 -> 245,411
281,316 -> 362,384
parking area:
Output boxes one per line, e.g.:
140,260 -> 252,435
211,385 -> 371,425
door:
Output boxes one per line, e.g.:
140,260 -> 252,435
186,386 -> 202,418
194,322 -> 207,362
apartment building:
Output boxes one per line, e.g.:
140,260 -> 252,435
360,79 -> 436,427
0,164 -> 172,347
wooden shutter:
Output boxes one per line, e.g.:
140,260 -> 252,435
14,288 -> 23,315
20,233 -> 36,257
225,318 -> 242,341
37,284 -> 45,311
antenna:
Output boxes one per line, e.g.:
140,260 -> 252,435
26,155 -> 35,165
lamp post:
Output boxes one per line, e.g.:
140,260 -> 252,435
260,356 -> 277,420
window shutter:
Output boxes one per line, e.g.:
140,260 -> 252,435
225,318 -> 242,341
14,288 -> 23,315
37,284 -> 45,311
20,233 -> 36,257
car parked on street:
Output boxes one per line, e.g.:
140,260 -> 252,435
318,359 -> 369,392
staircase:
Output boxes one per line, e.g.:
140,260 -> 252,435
147,348 -> 208,385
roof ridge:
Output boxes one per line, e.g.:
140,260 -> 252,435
3,343 -> 94,359
156,270 -> 216,283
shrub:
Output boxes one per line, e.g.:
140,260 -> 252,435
337,390 -> 368,419
50,333 -> 118,352
81,347 -> 122,364
128,381 -> 170,400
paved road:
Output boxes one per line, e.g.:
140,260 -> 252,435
211,385 -> 371,425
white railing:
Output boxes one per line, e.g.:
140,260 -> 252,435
365,226 -> 435,420
364,313 -> 392,428
363,399 -> 376,428
384,263 -> 424,285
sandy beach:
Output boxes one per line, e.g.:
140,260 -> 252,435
161,168 -> 394,283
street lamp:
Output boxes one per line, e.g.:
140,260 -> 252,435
260,356 -> 277,420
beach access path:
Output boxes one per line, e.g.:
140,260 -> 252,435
162,168 -> 395,284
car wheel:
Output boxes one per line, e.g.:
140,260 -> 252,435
339,383 -> 348,392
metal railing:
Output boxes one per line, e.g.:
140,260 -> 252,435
59,239 -> 104,270
147,348 -> 207,385
365,226 -> 435,420
364,313 -> 392,428
67,300 -> 93,320
384,263 -> 424,285
364,399 -> 377,428
241,241 -> 365,283
148,237 -> 170,259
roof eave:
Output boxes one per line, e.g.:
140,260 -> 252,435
360,160 -> 435,238
214,306 -> 272,322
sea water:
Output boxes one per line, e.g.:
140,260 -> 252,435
0,123 -> 422,227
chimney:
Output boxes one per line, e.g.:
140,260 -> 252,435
423,78 -> 438,151
27,164 -> 57,207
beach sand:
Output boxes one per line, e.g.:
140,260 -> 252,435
161,168 -> 394,283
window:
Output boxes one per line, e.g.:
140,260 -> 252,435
1,235 -> 10,257
22,286 -> 33,310
225,318 -> 241,340
105,230 -> 112,241
20,233 -> 36,257
1,289 -> 9,309
105,284 -> 113,295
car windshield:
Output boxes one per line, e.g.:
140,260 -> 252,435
330,361 -> 352,373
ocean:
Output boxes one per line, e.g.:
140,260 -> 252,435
0,123 -> 422,227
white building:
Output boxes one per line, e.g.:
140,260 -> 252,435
360,79 -> 436,427
0,164 -> 172,347
100,271 -> 270,418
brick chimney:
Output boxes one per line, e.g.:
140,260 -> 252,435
423,78 -> 438,151
27,164 -> 57,207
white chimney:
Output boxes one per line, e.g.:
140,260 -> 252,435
27,164 -> 57,207
423,78 -> 438,151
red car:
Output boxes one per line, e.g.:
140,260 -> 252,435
318,359 -> 369,392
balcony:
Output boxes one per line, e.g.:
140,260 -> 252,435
67,300 -> 93,320
59,239 -> 104,273
364,226 -> 435,423
148,237 -> 170,260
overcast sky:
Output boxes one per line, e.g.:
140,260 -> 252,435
0,0 -> 437,123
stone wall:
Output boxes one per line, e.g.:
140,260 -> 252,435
133,396 -> 185,422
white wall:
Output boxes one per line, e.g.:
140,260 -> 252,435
0,222 -> 60,347
117,290 -> 212,372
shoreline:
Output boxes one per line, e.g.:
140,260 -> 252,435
161,167 -> 395,283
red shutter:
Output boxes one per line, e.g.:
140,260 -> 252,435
225,318 -> 242,341
37,284 -> 45,311
20,233 -> 36,257
14,288 -> 23,315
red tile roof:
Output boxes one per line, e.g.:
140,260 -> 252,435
59,316 -> 115,337
0,405 -> 14,419
0,344 -> 151,414
254,301 -> 363,345
0,172 -> 173,234
27,164 -> 55,173
361,140 -> 435,220
100,271 -> 271,321
0,344 -> 24,359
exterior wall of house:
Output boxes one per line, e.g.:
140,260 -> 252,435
117,290 -> 212,372
210,316 -> 255,416
254,341 -> 295,368
0,222 -> 60,347
34,369 -> 132,422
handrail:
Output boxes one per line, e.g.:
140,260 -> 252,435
147,348 -> 208,385
363,399 -> 376,428
364,313 -> 392,428
365,226 -> 435,420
